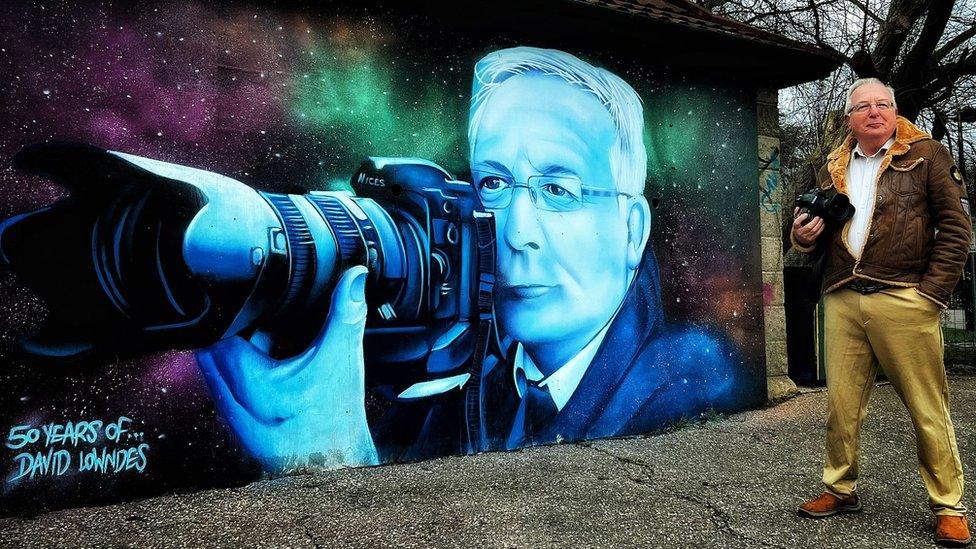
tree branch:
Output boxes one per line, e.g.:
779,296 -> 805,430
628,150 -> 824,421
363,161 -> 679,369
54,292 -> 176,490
934,24 -> 976,60
737,0 -> 842,26
872,0 -> 933,77
800,0 -> 857,67
932,108 -> 949,141
891,0 -> 953,91
744,4 -> 822,24
953,106 -> 976,123
847,0 -> 885,25
696,0 -> 732,10
931,50 -> 976,86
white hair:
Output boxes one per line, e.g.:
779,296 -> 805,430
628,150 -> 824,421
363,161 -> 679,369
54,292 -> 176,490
467,47 -> 647,196
844,77 -> 897,114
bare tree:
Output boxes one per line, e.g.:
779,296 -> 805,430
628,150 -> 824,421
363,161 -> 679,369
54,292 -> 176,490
699,0 -> 976,250
706,1 -> 976,121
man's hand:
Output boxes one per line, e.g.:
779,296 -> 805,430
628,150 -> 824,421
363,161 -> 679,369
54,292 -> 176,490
195,266 -> 378,472
792,207 -> 825,249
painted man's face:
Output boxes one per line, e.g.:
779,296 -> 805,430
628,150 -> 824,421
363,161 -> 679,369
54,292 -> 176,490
470,73 -> 635,358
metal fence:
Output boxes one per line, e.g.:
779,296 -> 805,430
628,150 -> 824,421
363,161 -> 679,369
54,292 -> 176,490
943,254 -> 976,370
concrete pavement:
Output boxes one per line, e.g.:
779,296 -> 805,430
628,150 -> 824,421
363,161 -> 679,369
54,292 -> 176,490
2,375 -> 974,548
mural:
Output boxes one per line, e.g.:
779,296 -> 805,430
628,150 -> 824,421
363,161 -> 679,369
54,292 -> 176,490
0,0 -> 766,513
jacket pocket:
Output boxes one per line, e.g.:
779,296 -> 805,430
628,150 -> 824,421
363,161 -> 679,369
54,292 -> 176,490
889,158 -> 926,196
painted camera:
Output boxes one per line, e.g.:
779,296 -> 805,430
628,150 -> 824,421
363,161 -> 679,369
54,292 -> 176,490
0,142 -> 494,374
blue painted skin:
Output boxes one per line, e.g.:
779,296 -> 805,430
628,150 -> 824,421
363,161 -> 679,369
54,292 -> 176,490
196,266 -> 379,470
470,74 -> 649,376
196,56 -> 740,471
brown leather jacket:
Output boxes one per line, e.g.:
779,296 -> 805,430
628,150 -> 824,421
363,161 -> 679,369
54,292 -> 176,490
791,116 -> 972,308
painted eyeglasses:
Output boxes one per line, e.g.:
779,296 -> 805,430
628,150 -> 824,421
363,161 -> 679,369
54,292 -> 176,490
475,174 -> 631,212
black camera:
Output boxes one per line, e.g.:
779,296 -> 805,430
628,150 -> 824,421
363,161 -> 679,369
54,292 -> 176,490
794,188 -> 855,225
0,142 -> 495,377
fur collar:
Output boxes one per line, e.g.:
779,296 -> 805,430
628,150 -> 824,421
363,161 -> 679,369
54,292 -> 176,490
824,116 -> 931,193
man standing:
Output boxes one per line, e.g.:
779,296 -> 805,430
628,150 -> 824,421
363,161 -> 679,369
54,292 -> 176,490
792,78 -> 971,546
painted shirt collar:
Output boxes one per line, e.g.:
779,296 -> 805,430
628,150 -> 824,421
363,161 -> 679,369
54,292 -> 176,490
511,319 -> 614,411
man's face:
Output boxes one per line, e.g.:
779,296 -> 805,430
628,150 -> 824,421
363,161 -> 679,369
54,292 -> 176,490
846,82 -> 897,143
470,74 -> 636,351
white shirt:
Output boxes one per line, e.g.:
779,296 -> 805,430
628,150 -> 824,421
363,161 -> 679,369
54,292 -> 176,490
512,320 -> 613,411
845,137 -> 895,257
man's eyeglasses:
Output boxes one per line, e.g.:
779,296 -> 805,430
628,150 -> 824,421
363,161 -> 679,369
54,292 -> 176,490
848,100 -> 894,114
475,174 -> 632,212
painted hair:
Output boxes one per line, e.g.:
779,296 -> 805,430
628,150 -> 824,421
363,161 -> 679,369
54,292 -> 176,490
468,46 -> 647,196
844,77 -> 897,114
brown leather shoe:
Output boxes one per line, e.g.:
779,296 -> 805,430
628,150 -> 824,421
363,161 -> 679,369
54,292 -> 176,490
797,492 -> 862,518
936,515 -> 972,547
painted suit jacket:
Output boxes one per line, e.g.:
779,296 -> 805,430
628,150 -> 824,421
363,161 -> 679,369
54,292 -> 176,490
368,249 -> 745,463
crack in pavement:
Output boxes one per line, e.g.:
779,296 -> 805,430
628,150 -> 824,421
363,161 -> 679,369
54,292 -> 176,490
302,522 -> 322,549
575,441 -> 655,477
578,441 -> 789,549
749,433 -> 778,447
655,485 -> 791,549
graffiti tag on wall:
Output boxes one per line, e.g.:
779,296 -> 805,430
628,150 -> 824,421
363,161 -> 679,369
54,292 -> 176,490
759,145 -> 781,214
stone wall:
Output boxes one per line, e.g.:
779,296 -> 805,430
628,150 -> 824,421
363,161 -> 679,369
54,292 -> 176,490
757,87 -> 798,401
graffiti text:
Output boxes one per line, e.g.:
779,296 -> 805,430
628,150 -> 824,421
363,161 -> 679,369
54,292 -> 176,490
5,416 -> 150,482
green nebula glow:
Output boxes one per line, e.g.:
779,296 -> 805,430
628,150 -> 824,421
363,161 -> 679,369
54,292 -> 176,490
641,84 -> 757,236
645,87 -> 754,176
289,44 -> 470,187
644,87 -> 711,190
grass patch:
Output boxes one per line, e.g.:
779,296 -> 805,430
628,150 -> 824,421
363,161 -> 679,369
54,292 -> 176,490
944,327 -> 975,345
943,327 -> 976,371
660,407 -> 727,433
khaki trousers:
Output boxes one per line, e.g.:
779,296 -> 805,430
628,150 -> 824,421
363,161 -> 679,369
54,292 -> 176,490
822,286 -> 966,516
